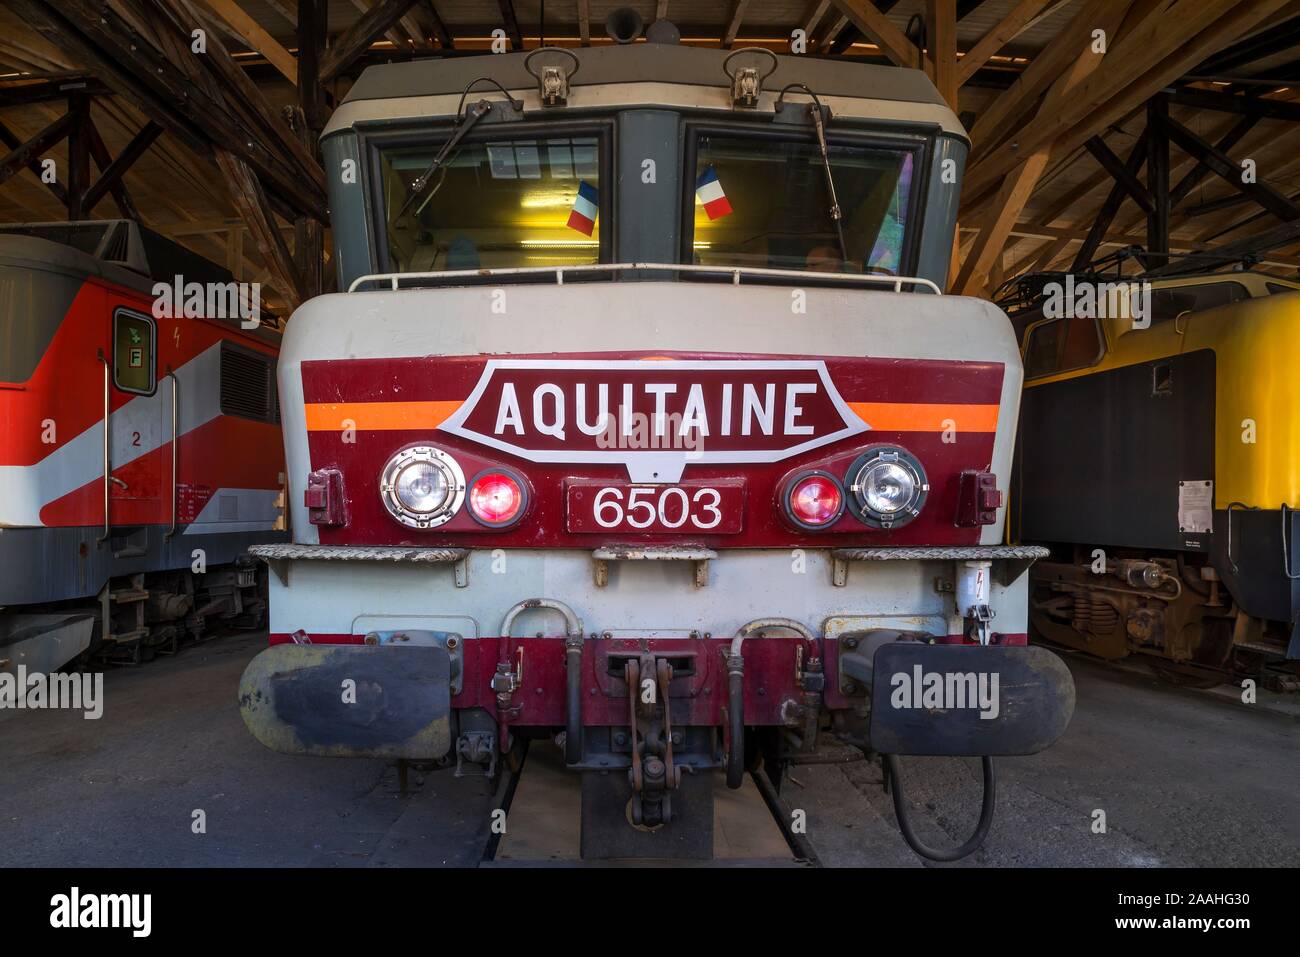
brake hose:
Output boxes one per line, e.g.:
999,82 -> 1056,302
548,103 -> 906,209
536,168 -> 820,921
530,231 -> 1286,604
884,754 -> 997,862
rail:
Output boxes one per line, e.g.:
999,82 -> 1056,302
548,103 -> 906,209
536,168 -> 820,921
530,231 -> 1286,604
348,262 -> 943,295
97,351 -> 111,543
164,370 -> 178,539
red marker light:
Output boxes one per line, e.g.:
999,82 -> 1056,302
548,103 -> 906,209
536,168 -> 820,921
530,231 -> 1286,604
468,470 -> 525,526
787,473 -> 843,529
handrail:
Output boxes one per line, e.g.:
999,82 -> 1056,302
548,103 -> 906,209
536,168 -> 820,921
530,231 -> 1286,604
348,262 -> 942,295
97,350 -> 111,543
164,370 -> 179,539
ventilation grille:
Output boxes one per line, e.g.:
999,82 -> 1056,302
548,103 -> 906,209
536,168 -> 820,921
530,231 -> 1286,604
219,343 -> 279,424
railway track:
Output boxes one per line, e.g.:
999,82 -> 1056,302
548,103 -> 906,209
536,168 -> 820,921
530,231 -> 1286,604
479,740 -> 821,867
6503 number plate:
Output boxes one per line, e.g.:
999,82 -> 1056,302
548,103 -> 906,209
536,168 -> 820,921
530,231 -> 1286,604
566,480 -> 745,534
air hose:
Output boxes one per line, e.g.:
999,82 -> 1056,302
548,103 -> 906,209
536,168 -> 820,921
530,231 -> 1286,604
884,754 -> 997,862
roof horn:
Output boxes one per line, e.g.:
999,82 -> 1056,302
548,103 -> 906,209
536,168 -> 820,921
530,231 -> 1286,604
605,7 -> 644,44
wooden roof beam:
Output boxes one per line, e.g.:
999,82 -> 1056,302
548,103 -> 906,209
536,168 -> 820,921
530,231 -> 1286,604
347,0 -> 411,51
24,0 -> 324,219
1083,135 -> 1154,213
722,0 -> 750,50
814,15 -> 849,53
1167,86 -> 1300,123
321,0 -> 421,82
964,0 -> 1293,205
955,0 -> 1050,87
1158,110 -> 1300,222
81,117 -> 161,218
497,0 -> 523,52
416,0 -> 454,49
830,1 -> 919,68
799,0 -> 832,39
1073,136 -> 1148,270
0,117 -> 68,204
195,0 -> 299,84
0,108 -> 73,189
163,0 -> 326,201
0,76 -> 111,106
215,149 -> 305,309
1168,113 -> 1258,208
955,147 -> 1050,295
926,0 -> 957,109
967,0 -> 1133,160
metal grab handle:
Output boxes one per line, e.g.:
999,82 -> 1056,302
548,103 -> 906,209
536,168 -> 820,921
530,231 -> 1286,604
1282,504 -> 1300,580
1225,501 -> 1257,575
349,262 -> 944,296
97,351 -> 111,542
165,370 -> 179,538
499,597 -> 584,639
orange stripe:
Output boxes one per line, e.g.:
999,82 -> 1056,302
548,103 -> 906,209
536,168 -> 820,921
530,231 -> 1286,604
848,402 -> 1000,432
305,400 -> 462,432
305,399 -> 998,433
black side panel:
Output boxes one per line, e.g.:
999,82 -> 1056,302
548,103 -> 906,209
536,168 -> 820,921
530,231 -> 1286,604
1210,507 -> 1300,627
1015,349 -> 1215,551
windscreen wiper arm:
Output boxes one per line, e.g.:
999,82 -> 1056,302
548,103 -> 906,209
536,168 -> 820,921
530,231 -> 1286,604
807,101 -> 850,265
394,98 -> 493,222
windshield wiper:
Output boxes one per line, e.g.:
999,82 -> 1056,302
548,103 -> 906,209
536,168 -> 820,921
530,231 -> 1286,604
778,83 -> 850,265
807,102 -> 849,265
394,98 -> 494,222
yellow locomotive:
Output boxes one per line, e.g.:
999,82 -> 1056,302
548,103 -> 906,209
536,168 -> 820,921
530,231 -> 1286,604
1006,266 -> 1300,689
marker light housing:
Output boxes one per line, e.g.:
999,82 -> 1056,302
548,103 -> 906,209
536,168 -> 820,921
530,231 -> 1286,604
782,470 -> 846,530
379,446 -> 465,529
467,468 -> 528,528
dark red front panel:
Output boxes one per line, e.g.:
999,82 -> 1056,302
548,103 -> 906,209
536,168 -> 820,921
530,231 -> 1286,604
300,351 -> 1004,548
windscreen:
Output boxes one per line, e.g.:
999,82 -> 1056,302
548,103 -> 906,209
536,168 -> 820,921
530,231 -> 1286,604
378,134 -> 602,272
690,133 -> 917,275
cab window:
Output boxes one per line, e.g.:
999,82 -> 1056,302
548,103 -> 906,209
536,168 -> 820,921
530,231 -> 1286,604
377,131 -> 605,272
1149,281 -> 1249,323
1023,315 -> 1103,380
112,308 -> 155,395
686,130 -> 920,275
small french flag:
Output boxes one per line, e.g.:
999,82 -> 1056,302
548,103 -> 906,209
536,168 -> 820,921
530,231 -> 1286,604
695,166 -> 733,220
567,181 -> 598,236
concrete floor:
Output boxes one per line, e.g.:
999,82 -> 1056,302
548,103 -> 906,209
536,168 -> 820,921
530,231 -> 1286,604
1,631 -> 1295,867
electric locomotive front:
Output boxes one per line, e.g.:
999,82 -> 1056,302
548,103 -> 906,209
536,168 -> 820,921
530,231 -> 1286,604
239,35 -> 1074,860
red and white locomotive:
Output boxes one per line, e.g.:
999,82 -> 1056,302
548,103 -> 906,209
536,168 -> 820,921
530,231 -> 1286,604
0,220 -> 284,672
239,23 -> 1074,860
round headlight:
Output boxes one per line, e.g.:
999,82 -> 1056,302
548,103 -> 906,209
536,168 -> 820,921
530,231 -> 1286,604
847,447 -> 928,529
396,461 -> 449,513
380,447 -> 465,528
860,461 -> 916,514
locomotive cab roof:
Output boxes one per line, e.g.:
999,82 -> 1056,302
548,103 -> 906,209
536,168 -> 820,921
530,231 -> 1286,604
317,43 -> 969,293
324,43 -> 967,138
